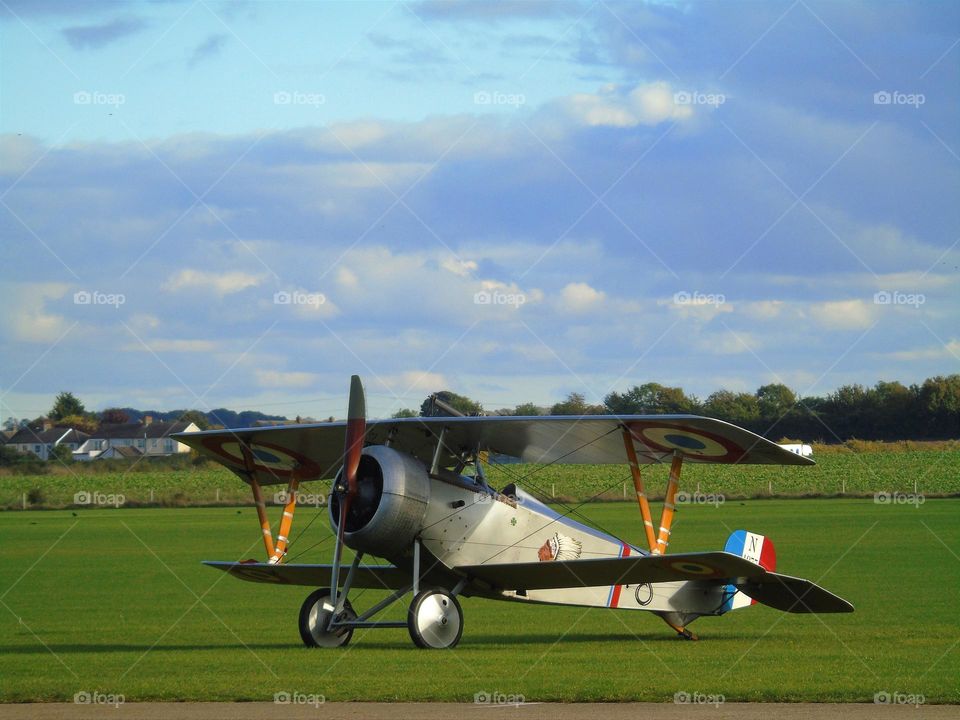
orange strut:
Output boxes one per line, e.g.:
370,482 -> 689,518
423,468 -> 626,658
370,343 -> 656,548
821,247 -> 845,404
250,478 -> 275,560
239,442 -> 276,560
622,429 -> 658,552
269,477 -> 300,564
653,452 -> 683,555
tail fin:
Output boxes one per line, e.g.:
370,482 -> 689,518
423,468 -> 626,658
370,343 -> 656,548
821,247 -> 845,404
721,530 -> 776,612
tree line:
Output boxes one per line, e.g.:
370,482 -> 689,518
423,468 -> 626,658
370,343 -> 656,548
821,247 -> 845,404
405,376 -> 960,442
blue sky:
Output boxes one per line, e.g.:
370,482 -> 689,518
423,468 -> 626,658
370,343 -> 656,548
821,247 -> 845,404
1,0 -> 958,422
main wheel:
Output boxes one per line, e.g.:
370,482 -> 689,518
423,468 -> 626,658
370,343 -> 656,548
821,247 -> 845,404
298,588 -> 356,648
407,589 -> 463,649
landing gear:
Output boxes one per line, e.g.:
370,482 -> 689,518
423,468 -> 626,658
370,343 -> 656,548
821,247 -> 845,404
408,589 -> 463,649
298,588 -> 357,648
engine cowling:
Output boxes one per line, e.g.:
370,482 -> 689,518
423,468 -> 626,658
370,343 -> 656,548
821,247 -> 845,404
328,445 -> 431,559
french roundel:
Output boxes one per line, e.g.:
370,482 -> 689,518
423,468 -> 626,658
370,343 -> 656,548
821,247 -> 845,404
627,422 -> 745,463
667,560 -> 724,577
201,438 -> 322,479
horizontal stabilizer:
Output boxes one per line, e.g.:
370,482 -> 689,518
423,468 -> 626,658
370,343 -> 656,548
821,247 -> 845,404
456,551 -> 766,591
203,561 -> 408,589
735,572 -> 854,613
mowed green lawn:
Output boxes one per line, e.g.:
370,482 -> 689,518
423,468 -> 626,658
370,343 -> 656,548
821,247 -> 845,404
0,499 -> 957,703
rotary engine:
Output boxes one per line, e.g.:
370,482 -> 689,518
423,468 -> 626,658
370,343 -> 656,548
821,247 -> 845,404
328,445 -> 431,559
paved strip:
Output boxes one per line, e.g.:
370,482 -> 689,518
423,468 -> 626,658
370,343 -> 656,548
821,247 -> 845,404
0,704 -> 955,720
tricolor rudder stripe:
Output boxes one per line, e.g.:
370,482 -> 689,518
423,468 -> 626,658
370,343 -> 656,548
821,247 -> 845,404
721,530 -> 776,612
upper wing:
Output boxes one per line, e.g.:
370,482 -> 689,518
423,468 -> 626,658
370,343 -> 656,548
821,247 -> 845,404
174,415 -> 811,486
454,551 -> 766,590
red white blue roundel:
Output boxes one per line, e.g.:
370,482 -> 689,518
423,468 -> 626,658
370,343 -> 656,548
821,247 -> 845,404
627,422 -> 744,462
666,559 -> 726,577
202,438 -> 322,479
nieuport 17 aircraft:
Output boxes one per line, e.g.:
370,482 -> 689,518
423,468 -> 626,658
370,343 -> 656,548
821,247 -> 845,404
175,376 -> 852,649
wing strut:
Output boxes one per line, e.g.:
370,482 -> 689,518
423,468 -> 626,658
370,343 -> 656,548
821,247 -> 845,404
653,451 -> 683,555
270,476 -> 300,564
240,441 -> 276,560
622,428 -> 657,552
650,451 -> 696,638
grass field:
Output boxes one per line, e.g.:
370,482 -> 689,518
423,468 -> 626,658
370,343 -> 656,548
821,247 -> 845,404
3,446 -> 960,509
1,498 -> 957,703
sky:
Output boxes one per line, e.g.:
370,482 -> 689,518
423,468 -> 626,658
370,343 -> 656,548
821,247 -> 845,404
1,0 -> 958,422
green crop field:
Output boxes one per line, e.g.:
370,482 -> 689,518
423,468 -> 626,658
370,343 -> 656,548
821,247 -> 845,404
1,499 -> 957,703
3,447 -> 960,509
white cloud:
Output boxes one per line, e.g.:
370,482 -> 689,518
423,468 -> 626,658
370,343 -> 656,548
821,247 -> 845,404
560,282 -> 605,313
741,300 -> 786,320
441,257 -> 478,277
163,268 -> 264,296
2,283 -> 72,343
255,369 -> 318,388
807,299 -> 875,330
123,338 -> 218,352
336,267 -> 359,288
699,331 -> 759,355
377,371 -> 448,394
560,82 -> 693,128
884,340 -> 960,361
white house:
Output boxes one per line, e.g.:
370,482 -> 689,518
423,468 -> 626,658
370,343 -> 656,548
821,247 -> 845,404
73,418 -> 200,461
5,425 -> 90,461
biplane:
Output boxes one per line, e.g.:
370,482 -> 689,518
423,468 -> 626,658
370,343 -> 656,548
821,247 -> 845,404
174,376 -> 852,649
